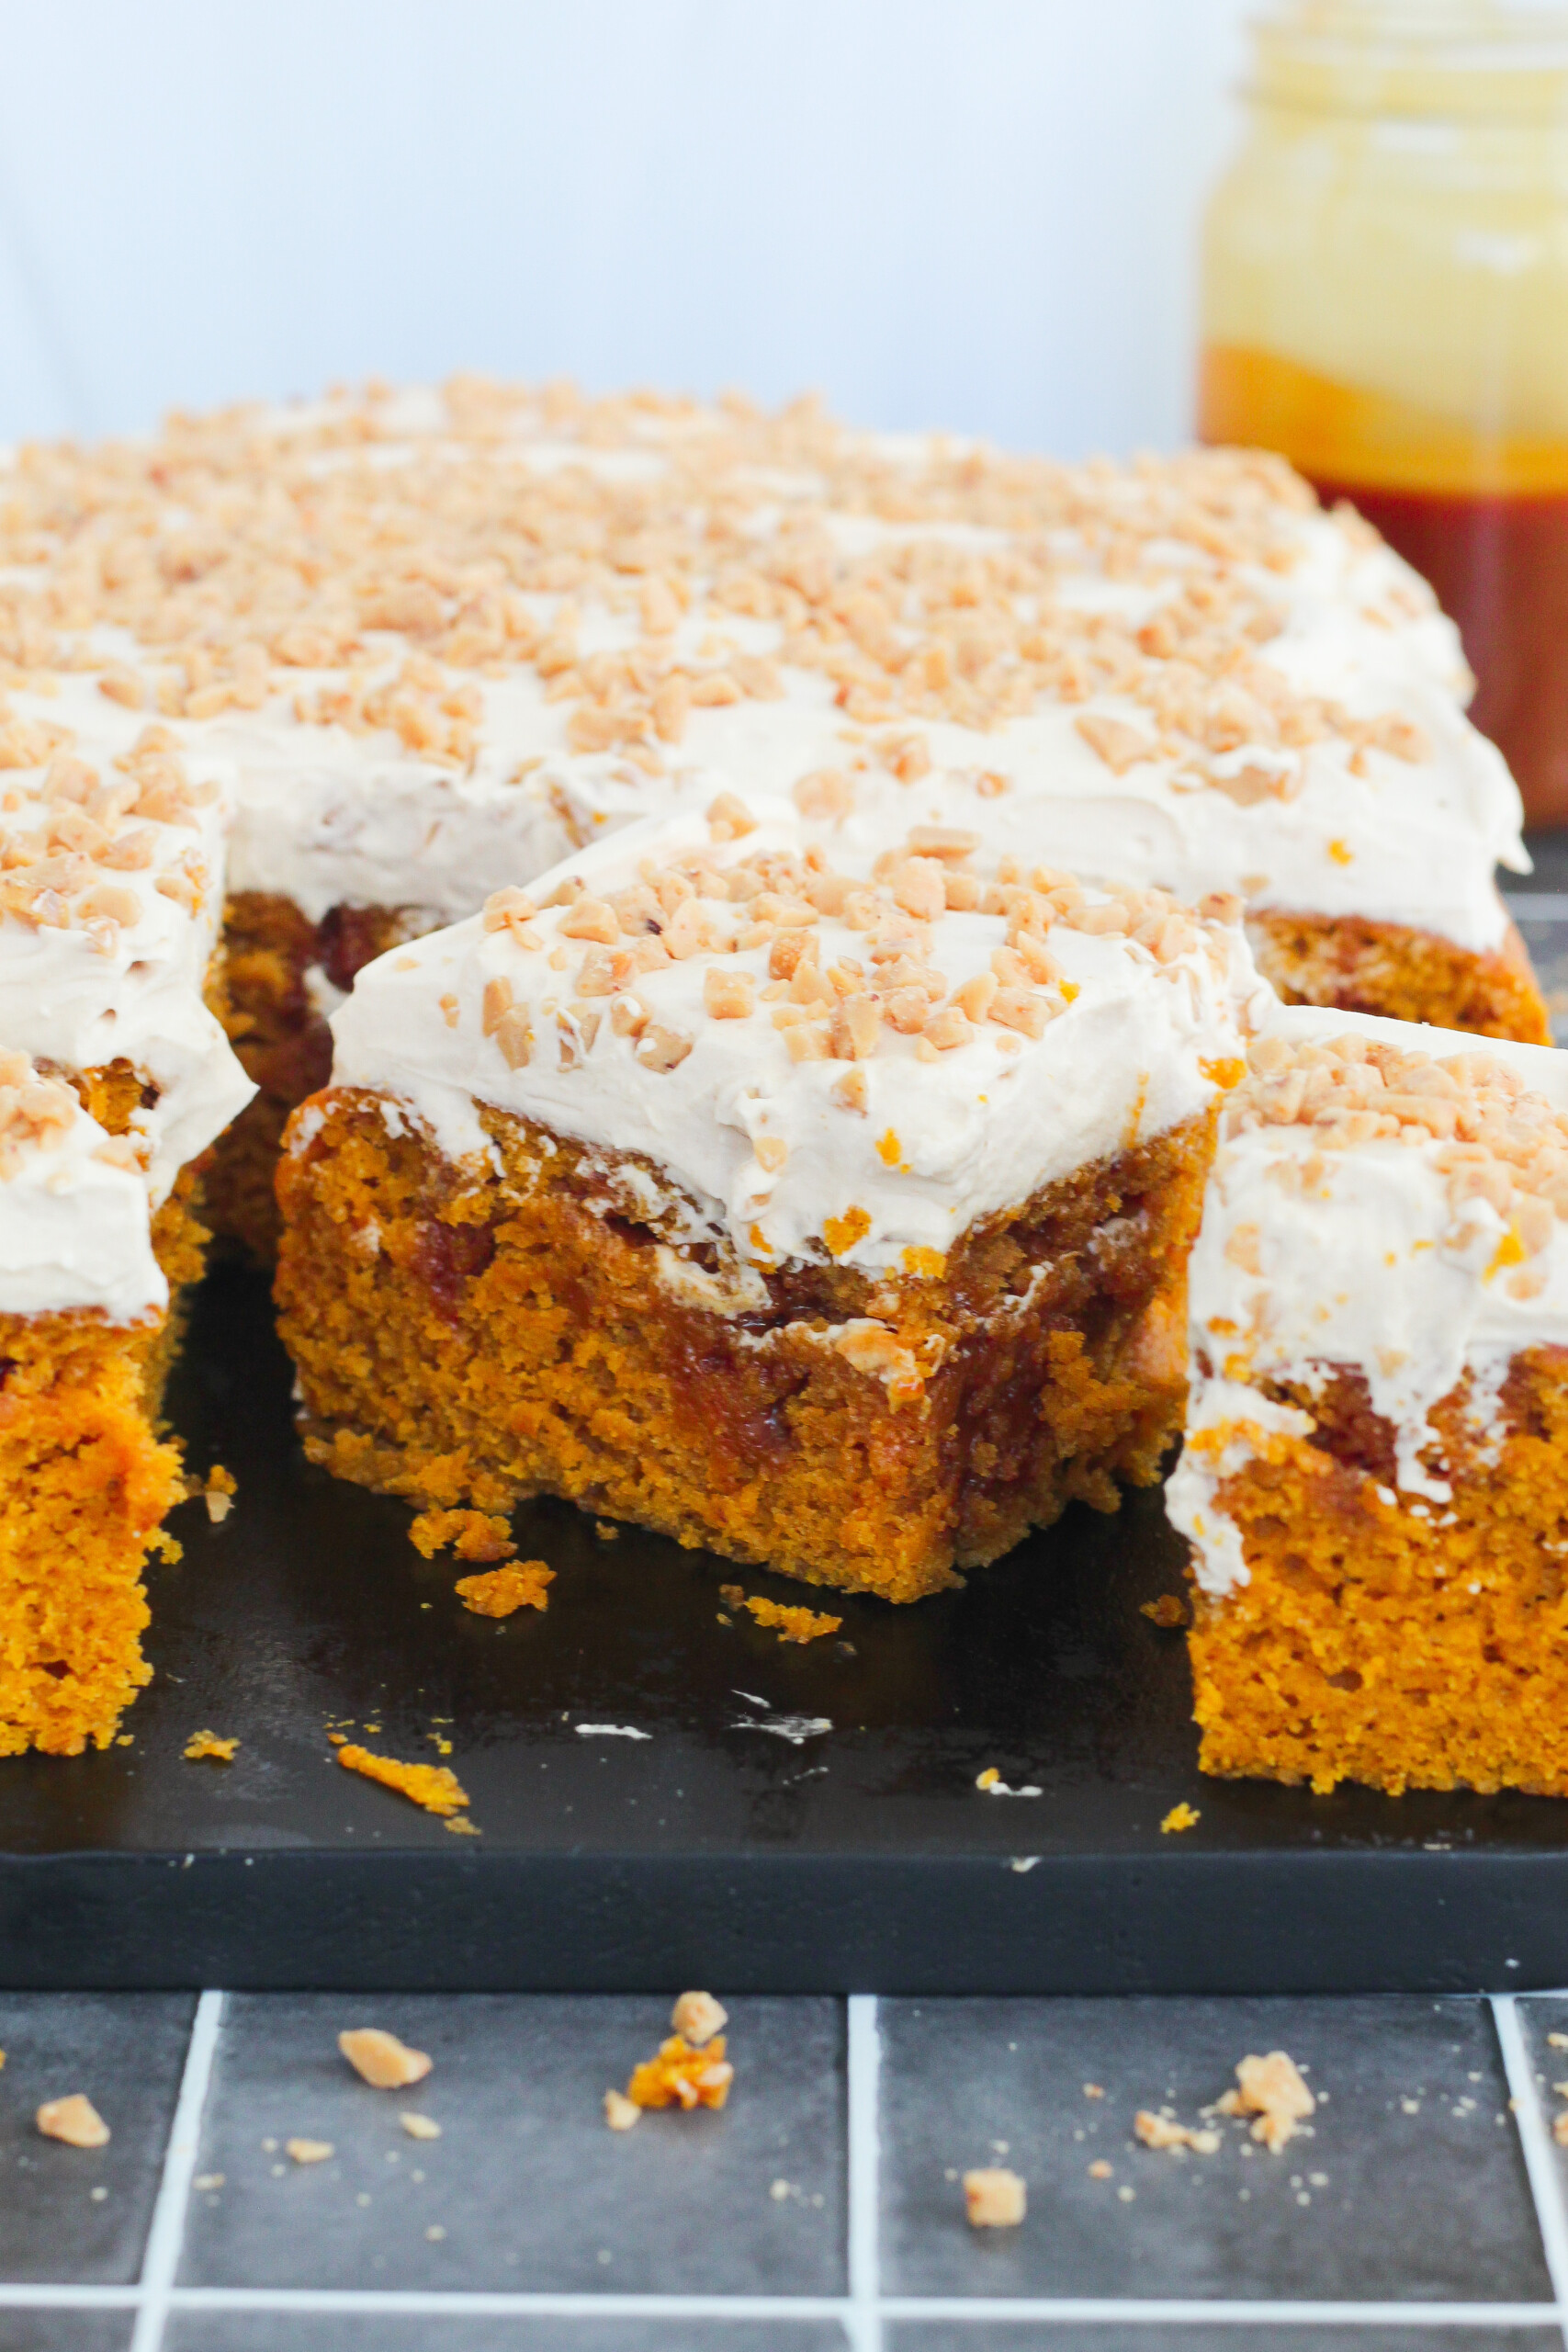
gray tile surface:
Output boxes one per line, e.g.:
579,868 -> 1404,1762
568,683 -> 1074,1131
0,1994 -> 195,2285
178,1994 -> 845,2296
165,2319 -> 848,2351
0,2320 -> 132,2352
892,2334 -> 1560,2351
876,1995 -> 1550,2303
0,2324 -> 133,2352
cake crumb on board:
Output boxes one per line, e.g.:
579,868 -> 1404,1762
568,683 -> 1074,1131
408,1507 -> 516,1564
1216,2051 -> 1315,2151
286,2138 -> 333,2165
1553,2111 -> 1568,2147
625,2034 -> 733,2113
400,2111 -> 442,2140
336,1745 -> 470,1820
1134,2109 -> 1221,2154
1088,2158 -> 1113,2179
964,2167 -> 1026,2226
339,2029 -> 433,2089
455,1562 -> 554,1617
203,1465 -> 237,1524
183,1730 -> 240,1763
718,1586 -> 841,1644
1160,1803 -> 1201,1833
37,2095 -> 108,2148
604,2088 -> 640,2132
671,1990 -> 728,2046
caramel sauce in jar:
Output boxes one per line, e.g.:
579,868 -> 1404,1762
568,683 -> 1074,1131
1200,3 -> 1568,822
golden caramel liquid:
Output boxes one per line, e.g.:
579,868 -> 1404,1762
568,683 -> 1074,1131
1201,345 -> 1568,822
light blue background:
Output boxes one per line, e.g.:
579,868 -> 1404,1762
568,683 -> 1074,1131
0,0 -> 1249,455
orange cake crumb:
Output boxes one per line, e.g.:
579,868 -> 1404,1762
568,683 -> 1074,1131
1159,1803 -> 1201,1834
183,1730 -> 239,1763
670,1990 -> 728,2046
408,1507 -> 516,1563
626,2034 -> 734,2112
719,1588 -> 842,1644
37,2096 -> 109,2149
338,2028 -> 433,2088
1134,2109 -> 1220,2154
1217,2051 -> 1315,2152
287,2138 -> 333,2165
1140,1595 -> 1188,1628
336,1744 -> 470,1819
203,1464 -> 237,1524
964,2167 -> 1027,2226
454,1561 -> 553,1617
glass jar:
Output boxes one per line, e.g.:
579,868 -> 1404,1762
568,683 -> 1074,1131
1200,0 -> 1568,822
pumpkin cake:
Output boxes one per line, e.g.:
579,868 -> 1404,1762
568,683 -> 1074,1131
0,1055 -> 197,1756
0,714 -> 253,1752
274,797 -> 1266,1600
1168,1006 -> 1568,1797
0,381 -> 1543,1255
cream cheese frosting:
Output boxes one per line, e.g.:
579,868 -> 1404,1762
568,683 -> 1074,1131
1168,1005 -> 1568,1596
0,702 -> 253,1201
0,379 -> 1526,957
324,797 -> 1269,1280
0,1054 -> 164,1323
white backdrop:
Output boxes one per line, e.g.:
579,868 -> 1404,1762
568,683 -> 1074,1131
0,0 -> 1250,457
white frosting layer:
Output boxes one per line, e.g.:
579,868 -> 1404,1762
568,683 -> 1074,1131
326,801 -> 1268,1279
1168,1006 -> 1568,1596
0,1074 -> 164,1324
0,690 -> 254,1203
1,384 -> 1527,956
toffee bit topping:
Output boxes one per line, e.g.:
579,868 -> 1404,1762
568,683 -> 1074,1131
338,2029 -> 434,2088
491,835 -> 1230,1082
0,1052 -> 82,1176
0,381 -> 1423,833
964,2167 -> 1026,2227
1235,1030 -> 1568,1283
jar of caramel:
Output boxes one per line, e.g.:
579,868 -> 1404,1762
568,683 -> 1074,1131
1200,0 -> 1568,823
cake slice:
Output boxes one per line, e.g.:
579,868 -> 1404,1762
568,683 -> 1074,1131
0,1056 -> 191,1755
1168,1007 -> 1568,1796
275,799 -> 1264,1600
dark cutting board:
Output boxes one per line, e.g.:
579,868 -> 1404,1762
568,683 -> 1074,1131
1,1263 -> 1565,1992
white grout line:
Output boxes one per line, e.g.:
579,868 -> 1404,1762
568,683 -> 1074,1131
0,2286 -> 140,2307
845,1992 -> 883,2352
128,1987 -> 225,2352
0,2280 -> 1555,2329
1506,894 -> 1568,923
1494,1994 -> 1568,2349
137,2287 -> 1568,2324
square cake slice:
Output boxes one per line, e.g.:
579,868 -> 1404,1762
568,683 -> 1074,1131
0,1057 -> 188,1755
276,798 -> 1263,1600
1168,1006 -> 1568,1796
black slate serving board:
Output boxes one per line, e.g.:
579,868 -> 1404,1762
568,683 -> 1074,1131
2,1263 -> 1566,1993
